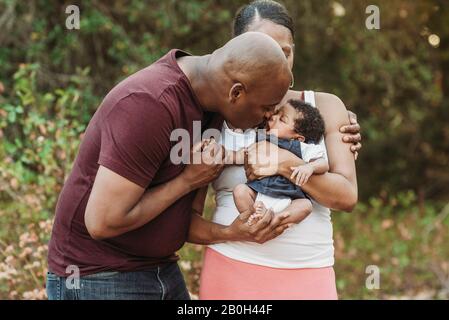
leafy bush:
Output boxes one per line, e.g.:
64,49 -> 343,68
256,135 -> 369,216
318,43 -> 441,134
0,63 -> 97,299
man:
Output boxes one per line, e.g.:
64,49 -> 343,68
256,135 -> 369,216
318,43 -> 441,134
46,32 -> 292,300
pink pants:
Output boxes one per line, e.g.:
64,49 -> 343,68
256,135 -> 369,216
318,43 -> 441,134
199,248 -> 338,300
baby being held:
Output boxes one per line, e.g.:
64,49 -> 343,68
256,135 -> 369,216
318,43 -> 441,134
233,99 -> 329,227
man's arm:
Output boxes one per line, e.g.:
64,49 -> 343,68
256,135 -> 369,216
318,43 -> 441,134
85,141 -> 224,240
188,214 -> 232,245
187,186 -> 229,245
187,186 -> 292,245
85,166 -> 191,240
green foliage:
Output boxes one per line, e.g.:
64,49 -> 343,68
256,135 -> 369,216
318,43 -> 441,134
1,63 -> 96,220
0,62 -> 98,299
333,192 -> 449,299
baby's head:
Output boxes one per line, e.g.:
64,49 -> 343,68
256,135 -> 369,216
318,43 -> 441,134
267,99 -> 325,144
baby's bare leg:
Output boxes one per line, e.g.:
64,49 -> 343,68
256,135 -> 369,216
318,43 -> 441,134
277,198 -> 313,226
233,184 -> 257,221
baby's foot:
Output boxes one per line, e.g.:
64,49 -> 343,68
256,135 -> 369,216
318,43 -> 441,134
247,201 -> 268,226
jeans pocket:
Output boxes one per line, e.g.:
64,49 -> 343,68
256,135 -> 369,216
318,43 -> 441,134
46,273 -> 61,300
46,271 -> 59,280
160,263 -> 190,300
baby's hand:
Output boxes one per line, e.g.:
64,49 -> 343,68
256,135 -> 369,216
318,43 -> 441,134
290,164 -> 314,187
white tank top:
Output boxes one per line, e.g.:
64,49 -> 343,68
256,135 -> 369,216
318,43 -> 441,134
209,91 -> 335,269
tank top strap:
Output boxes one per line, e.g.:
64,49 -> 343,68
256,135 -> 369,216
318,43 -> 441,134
303,90 -> 316,107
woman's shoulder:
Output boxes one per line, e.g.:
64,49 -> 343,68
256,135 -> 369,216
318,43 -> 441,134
313,92 -> 349,132
285,90 -> 348,121
314,92 -> 345,106
285,90 -> 343,103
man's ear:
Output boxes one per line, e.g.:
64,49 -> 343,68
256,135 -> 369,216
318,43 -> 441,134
228,83 -> 245,103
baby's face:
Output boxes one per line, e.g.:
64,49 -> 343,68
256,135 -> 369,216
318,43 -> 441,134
267,103 -> 300,140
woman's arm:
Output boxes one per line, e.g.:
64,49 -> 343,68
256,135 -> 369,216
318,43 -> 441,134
246,93 -> 358,212
290,158 -> 329,187
281,93 -> 357,211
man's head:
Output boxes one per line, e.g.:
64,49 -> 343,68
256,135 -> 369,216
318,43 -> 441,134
267,99 -> 325,144
208,32 -> 292,129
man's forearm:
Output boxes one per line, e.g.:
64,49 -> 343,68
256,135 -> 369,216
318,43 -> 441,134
188,212 -> 233,245
103,174 -> 194,237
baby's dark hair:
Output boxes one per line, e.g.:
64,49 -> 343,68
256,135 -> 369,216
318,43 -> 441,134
288,99 -> 325,144
233,0 -> 294,38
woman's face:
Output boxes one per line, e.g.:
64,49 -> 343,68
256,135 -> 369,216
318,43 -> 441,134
246,19 -> 295,70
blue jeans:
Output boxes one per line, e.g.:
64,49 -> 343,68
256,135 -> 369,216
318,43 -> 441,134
46,262 -> 190,300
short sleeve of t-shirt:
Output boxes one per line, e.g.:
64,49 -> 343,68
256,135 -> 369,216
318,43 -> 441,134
300,142 -> 326,163
98,92 -> 173,188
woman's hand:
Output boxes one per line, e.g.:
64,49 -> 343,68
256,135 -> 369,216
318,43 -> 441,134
245,140 -> 284,181
340,111 -> 362,160
225,207 -> 291,244
180,139 -> 226,190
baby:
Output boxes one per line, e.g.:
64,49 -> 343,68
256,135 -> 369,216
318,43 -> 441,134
233,99 -> 329,226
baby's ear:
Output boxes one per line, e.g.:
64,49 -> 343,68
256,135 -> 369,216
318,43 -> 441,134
294,133 -> 305,142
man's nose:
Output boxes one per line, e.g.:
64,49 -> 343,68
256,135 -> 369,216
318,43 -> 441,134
264,110 -> 275,120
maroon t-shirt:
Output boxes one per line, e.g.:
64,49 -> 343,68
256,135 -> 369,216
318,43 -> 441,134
48,49 -> 223,276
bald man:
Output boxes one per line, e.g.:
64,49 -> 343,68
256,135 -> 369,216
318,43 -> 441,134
46,32 -> 291,300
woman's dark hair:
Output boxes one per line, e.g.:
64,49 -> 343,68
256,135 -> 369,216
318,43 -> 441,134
233,0 -> 294,38
288,99 -> 325,144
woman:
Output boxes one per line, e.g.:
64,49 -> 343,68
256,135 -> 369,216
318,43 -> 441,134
189,0 -> 360,299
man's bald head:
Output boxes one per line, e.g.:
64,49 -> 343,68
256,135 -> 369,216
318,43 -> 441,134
207,32 -> 292,129
213,32 -> 292,91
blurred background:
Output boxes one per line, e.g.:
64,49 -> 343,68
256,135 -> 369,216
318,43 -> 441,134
0,0 -> 448,299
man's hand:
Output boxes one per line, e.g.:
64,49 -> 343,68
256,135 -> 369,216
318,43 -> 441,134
340,110 -> 362,160
180,139 -> 226,190
290,164 -> 314,186
225,205 -> 291,244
